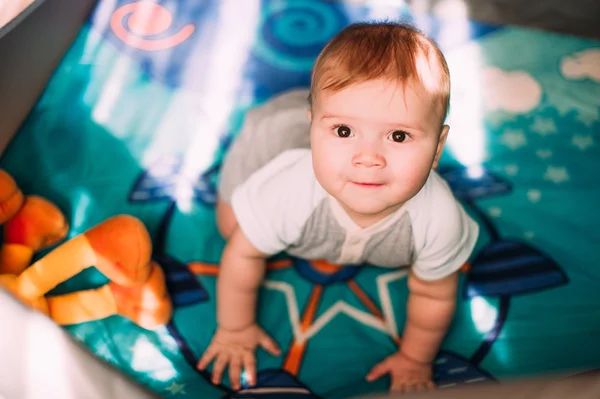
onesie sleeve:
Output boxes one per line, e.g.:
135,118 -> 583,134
230,149 -> 322,255
410,171 -> 480,281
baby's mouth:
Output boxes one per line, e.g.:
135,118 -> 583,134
352,182 -> 384,187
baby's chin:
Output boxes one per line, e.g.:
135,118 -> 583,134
342,198 -> 402,219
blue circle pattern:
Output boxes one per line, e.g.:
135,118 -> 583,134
255,0 -> 346,71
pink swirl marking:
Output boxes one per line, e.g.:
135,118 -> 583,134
110,1 -> 195,51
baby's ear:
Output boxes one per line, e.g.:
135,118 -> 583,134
432,125 -> 450,169
307,109 -> 312,122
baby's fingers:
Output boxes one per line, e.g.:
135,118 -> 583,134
366,359 -> 391,382
211,353 -> 230,385
259,332 -> 281,356
416,382 -> 435,392
390,379 -> 407,393
243,351 -> 257,386
390,379 -> 435,394
229,353 -> 243,390
197,346 -> 217,370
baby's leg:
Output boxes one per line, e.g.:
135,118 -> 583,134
216,198 -> 237,240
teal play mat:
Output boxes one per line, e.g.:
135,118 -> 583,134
1,0 -> 599,397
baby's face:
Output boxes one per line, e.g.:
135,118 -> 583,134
310,78 -> 448,225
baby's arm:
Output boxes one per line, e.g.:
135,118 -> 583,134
401,270 -> 458,364
367,271 -> 458,392
198,226 -> 281,389
367,171 -> 478,391
201,149 -> 315,388
217,226 -> 267,330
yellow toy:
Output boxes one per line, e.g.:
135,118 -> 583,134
0,169 -> 173,330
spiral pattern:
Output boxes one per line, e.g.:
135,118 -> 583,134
110,1 -> 195,51
254,0 -> 345,71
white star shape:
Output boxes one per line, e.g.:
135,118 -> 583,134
487,207 -> 502,217
577,109 -> 599,126
527,189 -> 542,203
549,100 -> 575,116
530,116 -> 557,136
487,114 -> 501,126
536,149 -> 553,159
572,134 -> 594,151
544,166 -> 570,184
500,129 -> 527,150
504,164 -> 519,176
487,111 -> 515,127
524,231 -> 535,239
165,382 -> 186,395
263,269 -> 409,343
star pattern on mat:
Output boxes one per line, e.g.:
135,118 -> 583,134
263,269 -> 409,343
530,116 -> 557,136
544,166 -> 570,184
487,107 -> 521,127
504,164 -> 519,176
549,99 -> 577,116
572,134 -> 594,151
500,129 -> 527,150
487,207 -> 502,217
576,109 -> 599,126
190,260 -> 426,375
536,149 -> 553,159
545,88 -> 600,126
527,189 -> 542,203
165,382 -> 187,395
524,231 -> 535,239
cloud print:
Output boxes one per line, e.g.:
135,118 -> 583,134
482,67 -> 543,113
561,49 -> 600,82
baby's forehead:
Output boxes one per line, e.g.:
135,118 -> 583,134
314,78 -> 445,130
315,77 -> 439,109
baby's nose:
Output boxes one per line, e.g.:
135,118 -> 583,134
352,151 -> 386,168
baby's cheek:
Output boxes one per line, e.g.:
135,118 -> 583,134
314,160 -> 336,186
314,162 -> 342,195
393,166 -> 430,198
325,157 -> 346,180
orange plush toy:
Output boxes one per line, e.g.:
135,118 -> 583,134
0,169 -> 69,276
0,169 -> 173,330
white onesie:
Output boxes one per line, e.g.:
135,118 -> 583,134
219,90 -> 479,281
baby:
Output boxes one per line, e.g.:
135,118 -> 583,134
197,21 -> 479,394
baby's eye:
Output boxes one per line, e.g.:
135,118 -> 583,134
388,130 -> 409,143
334,125 -> 353,138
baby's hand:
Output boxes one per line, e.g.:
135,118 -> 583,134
197,323 -> 281,390
366,352 -> 435,394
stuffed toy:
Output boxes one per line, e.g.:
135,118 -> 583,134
0,169 -> 172,330
0,170 -> 69,276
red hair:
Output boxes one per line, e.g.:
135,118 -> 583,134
310,22 -> 451,122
